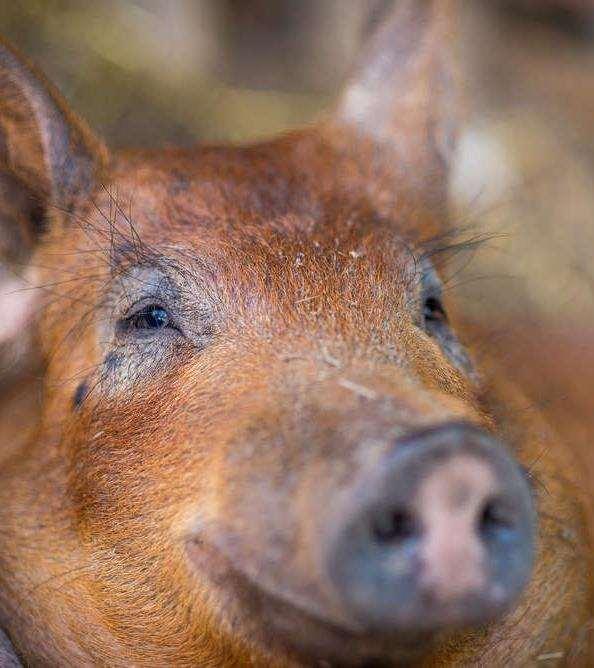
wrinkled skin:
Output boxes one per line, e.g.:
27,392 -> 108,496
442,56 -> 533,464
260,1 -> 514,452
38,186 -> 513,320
0,1 -> 592,666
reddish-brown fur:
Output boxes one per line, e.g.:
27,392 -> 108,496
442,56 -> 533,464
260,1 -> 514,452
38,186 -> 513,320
0,2 -> 592,666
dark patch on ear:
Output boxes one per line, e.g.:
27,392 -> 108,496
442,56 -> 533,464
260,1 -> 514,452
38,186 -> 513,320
73,380 -> 89,410
362,0 -> 395,38
29,201 -> 47,236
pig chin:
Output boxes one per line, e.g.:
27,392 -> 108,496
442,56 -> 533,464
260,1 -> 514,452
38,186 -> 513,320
185,532 -> 528,667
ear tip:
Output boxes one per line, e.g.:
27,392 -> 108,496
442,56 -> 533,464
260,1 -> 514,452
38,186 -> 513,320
329,0 -> 462,205
0,35 -> 108,151
0,36 -> 108,208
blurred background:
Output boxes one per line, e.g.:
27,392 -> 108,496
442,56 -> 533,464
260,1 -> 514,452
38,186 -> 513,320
0,0 -> 592,320
0,1 -> 593,468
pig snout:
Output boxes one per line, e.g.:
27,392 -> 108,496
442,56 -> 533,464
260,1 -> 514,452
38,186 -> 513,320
325,423 -> 536,633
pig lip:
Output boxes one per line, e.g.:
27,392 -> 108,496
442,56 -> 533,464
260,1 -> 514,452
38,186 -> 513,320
186,537 -> 439,664
185,535 -> 360,629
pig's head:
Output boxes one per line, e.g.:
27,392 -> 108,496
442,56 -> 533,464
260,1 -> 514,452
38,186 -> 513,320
0,2 -> 589,666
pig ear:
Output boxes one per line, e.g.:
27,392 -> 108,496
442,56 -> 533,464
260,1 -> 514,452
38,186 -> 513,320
0,39 -> 106,347
0,38 -> 107,231
336,0 -> 460,199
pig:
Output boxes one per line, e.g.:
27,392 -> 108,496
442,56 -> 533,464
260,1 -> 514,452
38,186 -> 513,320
0,1 -> 591,665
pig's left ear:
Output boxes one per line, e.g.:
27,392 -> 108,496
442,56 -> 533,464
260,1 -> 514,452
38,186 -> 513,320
0,39 -> 107,229
335,0 -> 460,203
0,39 -> 107,346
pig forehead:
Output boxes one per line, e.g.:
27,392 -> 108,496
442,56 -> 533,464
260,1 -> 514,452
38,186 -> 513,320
77,145 -> 435,294
82,169 -> 423,267
101,210 -> 417,294
105,139 -> 434,243
110,144 -> 328,227
105,224 -> 415,300
80,193 -> 419,321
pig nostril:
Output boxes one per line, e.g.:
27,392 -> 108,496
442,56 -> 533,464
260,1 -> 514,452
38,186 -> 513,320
372,508 -> 419,544
479,498 -> 514,540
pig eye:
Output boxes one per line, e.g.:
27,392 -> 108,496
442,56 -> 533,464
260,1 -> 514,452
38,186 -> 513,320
418,261 -> 474,375
419,259 -> 448,333
132,305 -> 170,330
122,304 -> 176,334
111,268 -> 187,350
423,296 -> 448,325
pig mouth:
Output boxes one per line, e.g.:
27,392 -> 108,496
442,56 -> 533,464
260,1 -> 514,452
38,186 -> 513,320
186,536 -> 439,666
184,426 -> 536,663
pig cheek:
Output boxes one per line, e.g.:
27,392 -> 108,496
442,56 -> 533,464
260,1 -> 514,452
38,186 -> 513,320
403,328 -> 479,406
68,401 -> 205,540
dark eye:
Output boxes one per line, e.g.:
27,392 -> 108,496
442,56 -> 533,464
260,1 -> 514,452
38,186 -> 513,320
417,260 -> 473,374
129,305 -> 171,331
423,296 -> 448,325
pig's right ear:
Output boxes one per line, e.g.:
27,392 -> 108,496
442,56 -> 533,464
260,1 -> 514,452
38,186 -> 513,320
0,38 -> 107,346
333,0 -> 460,209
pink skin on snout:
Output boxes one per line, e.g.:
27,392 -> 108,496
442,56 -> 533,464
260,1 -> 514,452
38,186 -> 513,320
414,456 -> 499,603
